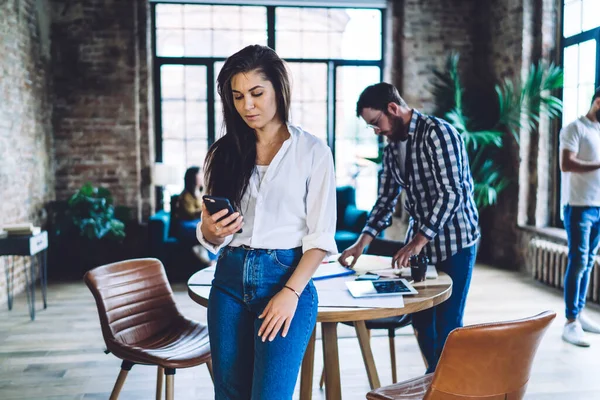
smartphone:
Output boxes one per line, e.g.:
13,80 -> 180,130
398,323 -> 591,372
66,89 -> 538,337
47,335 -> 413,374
202,195 -> 243,233
355,272 -> 380,281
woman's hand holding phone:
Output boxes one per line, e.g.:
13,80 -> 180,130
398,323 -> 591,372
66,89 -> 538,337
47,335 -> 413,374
200,203 -> 244,245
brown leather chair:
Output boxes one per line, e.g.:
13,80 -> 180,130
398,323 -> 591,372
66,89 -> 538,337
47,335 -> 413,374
84,258 -> 212,400
366,310 -> 556,400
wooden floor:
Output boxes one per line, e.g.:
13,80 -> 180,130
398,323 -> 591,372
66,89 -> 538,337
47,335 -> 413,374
1,263 -> 600,400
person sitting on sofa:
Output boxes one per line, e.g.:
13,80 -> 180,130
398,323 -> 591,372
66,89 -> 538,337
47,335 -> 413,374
176,166 -> 217,265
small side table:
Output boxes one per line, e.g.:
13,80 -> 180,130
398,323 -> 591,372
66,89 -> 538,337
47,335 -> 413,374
0,231 -> 48,320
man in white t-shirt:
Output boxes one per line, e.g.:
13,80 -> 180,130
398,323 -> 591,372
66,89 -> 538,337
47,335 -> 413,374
559,86 -> 600,347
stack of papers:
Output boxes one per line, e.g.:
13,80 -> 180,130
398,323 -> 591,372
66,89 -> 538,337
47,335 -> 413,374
351,255 -> 394,273
313,263 -> 355,280
334,254 -> 439,279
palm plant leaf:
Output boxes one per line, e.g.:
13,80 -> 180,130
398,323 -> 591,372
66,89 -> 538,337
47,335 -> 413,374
430,53 -> 563,210
471,157 -> 512,208
463,130 -> 503,150
496,61 -> 564,144
431,51 -> 461,117
495,80 -> 522,144
445,108 -> 467,133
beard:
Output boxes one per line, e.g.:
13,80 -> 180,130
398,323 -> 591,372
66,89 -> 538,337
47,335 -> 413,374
388,114 -> 408,142
596,109 -> 600,122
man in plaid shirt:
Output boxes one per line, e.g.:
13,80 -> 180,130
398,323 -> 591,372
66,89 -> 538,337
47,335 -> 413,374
339,82 -> 480,373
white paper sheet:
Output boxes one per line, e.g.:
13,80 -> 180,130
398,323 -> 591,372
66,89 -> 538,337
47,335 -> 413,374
313,263 -> 356,280
317,289 -> 405,308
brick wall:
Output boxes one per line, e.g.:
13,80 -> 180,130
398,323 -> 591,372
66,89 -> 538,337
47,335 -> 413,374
399,0 -> 477,113
0,0 -> 153,305
0,0 -> 55,307
475,0 -> 525,268
50,0 -> 152,222
482,0 -> 559,268
392,0 -> 559,269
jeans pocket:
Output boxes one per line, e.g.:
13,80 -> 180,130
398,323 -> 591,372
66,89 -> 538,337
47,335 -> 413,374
272,248 -> 301,270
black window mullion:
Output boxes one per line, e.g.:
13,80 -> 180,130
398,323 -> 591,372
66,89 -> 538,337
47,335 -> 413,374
327,60 -> 336,159
563,27 -> 599,47
283,57 -> 380,66
153,3 -> 387,211
156,56 -> 227,64
152,4 -> 162,163
380,8 -> 386,72
267,6 -> 276,49
207,61 -> 216,147
152,3 -> 165,212
596,32 -> 600,88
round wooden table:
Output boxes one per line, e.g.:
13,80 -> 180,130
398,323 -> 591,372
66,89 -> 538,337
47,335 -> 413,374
188,266 -> 452,400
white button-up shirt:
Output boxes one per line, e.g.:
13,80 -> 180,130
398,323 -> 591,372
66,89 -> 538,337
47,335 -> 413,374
197,124 -> 338,256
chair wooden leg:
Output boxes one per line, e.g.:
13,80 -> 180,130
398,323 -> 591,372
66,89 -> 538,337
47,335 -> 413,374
206,359 -> 214,383
156,366 -> 164,400
388,329 -> 397,384
165,368 -> 175,400
319,367 -> 325,389
109,361 -> 134,400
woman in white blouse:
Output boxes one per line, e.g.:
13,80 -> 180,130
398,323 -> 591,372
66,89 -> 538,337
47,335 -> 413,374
197,45 -> 337,399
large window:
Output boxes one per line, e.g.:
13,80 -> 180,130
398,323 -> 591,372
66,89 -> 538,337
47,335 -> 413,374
152,2 -> 385,210
561,0 -> 600,126
554,0 -> 600,225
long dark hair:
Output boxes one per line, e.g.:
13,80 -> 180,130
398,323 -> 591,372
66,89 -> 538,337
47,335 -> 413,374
204,45 -> 291,210
184,166 -> 201,196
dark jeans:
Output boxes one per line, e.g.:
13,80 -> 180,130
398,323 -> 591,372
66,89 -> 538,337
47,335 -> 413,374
563,205 -> 600,320
412,244 -> 477,373
208,246 -> 318,400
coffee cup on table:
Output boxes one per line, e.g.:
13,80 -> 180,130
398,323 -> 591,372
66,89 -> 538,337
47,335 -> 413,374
409,254 -> 429,282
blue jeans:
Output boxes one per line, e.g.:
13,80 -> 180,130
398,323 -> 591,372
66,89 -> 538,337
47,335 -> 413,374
563,205 -> 600,320
208,246 -> 318,400
411,244 -> 476,373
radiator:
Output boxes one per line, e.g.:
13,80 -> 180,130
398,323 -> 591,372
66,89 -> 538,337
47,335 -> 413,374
528,238 -> 600,305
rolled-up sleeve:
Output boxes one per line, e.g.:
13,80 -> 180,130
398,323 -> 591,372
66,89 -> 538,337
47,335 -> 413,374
196,222 -> 233,255
302,143 -> 338,256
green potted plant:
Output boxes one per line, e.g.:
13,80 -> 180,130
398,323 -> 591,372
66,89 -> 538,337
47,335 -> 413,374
49,183 -> 129,279
430,52 -> 563,208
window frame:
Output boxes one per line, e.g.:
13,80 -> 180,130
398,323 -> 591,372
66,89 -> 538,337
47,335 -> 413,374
151,2 -> 386,210
552,0 -> 600,227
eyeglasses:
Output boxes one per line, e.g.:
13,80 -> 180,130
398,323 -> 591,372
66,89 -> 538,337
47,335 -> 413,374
366,111 -> 383,132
